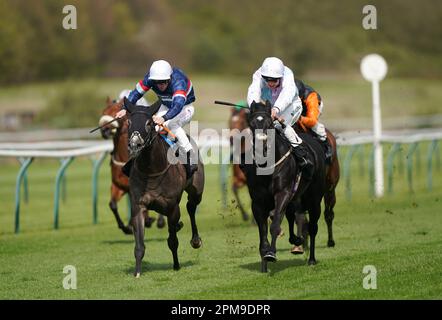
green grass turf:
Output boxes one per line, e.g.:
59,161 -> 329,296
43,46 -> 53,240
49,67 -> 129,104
0,155 -> 441,299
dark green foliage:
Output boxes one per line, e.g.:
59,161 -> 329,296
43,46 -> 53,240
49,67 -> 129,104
0,0 -> 441,84
35,82 -> 103,128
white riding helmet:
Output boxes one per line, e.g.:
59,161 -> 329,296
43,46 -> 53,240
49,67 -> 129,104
148,60 -> 173,80
260,57 -> 285,79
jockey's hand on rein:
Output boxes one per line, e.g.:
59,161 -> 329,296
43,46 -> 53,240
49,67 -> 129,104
271,107 -> 279,119
153,115 -> 165,125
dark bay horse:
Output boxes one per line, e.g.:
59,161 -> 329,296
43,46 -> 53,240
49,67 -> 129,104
229,104 -> 339,247
99,97 -> 165,234
241,101 -> 326,272
124,98 -> 204,277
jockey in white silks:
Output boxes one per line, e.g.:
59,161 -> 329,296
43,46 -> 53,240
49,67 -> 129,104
247,57 -> 313,178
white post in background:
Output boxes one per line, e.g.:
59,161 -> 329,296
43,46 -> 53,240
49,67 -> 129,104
360,54 -> 388,198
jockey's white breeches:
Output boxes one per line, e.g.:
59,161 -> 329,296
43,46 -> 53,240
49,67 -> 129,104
273,97 -> 303,148
155,104 -> 194,152
311,101 -> 326,141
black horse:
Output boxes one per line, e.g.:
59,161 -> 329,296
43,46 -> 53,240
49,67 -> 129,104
124,97 -> 204,277
241,101 -> 326,272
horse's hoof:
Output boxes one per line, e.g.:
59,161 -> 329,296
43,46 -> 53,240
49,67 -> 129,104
145,217 -> 155,228
242,214 -> 249,221
176,221 -> 184,232
263,252 -> 277,262
157,217 -> 166,229
327,240 -> 335,247
291,245 -> 304,255
134,272 -> 141,278
190,237 -> 202,249
308,259 -> 317,266
173,264 -> 180,271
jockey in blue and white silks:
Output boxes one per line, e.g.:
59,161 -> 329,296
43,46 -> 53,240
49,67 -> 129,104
127,68 -> 195,122
116,60 -> 198,176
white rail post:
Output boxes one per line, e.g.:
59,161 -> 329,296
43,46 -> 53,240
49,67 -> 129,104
361,54 -> 388,197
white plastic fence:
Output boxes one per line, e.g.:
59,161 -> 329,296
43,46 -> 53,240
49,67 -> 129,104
1,128 -> 441,233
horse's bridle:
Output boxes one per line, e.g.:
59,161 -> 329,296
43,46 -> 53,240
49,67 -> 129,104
249,111 -> 294,171
128,111 -> 159,155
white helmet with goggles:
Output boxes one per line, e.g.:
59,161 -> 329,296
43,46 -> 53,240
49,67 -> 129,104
260,57 -> 284,79
148,60 -> 173,80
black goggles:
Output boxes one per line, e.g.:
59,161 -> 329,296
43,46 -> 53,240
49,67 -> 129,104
262,76 -> 280,83
152,79 -> 170,85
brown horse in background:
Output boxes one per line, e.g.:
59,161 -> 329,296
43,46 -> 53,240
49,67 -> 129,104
228,107 -> 250,221
99,97 -> 165,234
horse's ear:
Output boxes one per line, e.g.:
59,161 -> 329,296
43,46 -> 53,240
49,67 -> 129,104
124,97 -> 135,113
106,96 -> 112,106
265,100 -> 271,110
147,99 -> 162,117
250,100 -> 256,113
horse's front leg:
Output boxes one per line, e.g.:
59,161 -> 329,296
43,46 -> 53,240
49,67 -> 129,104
251,202 -> 270,272
167,205 -> 181,270
267,190 -> 292,261
132,204 -> 146,278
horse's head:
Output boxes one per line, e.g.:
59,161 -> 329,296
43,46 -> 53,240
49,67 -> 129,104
124,97 -> 162,157
247,100 -> 274,142
230,107 -> 248,131
99,97 -> 124,139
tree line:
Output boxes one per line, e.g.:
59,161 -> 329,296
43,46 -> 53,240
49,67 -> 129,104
0,0 -> 441,84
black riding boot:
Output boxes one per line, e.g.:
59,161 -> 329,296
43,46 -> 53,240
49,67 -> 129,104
292,144 -> 314,180
322,139 -> 333,164
185,149 -> 198,178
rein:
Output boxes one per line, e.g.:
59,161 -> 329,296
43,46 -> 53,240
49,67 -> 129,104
132,137 -> 171,178
250,112 -> 292,171
110,116 -> 128,167
129,111 -> 172,178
